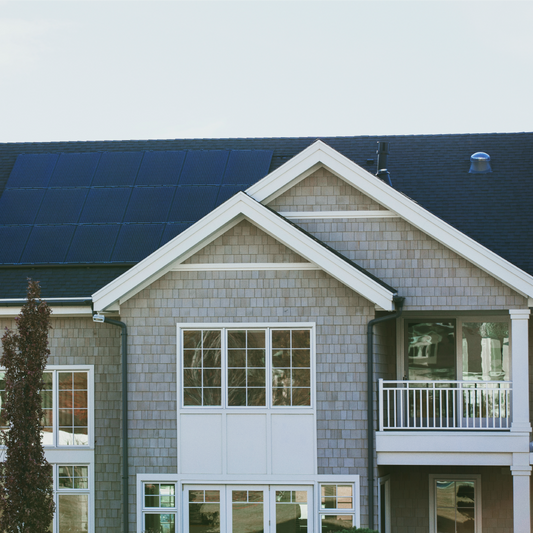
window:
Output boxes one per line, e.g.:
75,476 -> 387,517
180,326 -> 313,408
319,483 -> 356,533
142,482 -> 177,533
405,319 -> 509,382
1,367 -> 91,446
429,475 -> 481,533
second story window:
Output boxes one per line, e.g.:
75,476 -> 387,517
180,326 -> 313,409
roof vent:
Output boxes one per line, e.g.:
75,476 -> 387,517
469,152 -> 492,173
376,141 -> 392,186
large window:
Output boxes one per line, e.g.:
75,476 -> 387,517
180,326 -> 313,408
429,475 -> 480,533
406,319 -> 509,382
1,367 -> 91,446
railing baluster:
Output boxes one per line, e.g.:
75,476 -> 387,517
377,380 -> 512,431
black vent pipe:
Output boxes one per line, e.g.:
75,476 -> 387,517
376,141 -> 392,186
367,295 -> 405,529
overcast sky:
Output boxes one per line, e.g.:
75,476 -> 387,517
1,1 -> 532,143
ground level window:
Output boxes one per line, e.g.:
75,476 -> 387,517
143,483 -> 177,533
429,475 -> 480,533
319,483 -> 355,533
53,464 -> 91,533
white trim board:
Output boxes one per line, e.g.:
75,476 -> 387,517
172,262 -> 320,271
0,306 -> 93,318
278,210 -> 399,219
92,192 -> 396,312
248,140 -> 533,299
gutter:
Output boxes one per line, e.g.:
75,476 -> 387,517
367,295 -> 405,530
93,313 -> 129,533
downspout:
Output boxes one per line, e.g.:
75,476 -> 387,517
93,314 -> 129,533
367,295 -> 405,530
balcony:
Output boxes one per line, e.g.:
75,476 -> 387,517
378,379 -> 512,431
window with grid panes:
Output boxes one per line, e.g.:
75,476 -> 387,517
180,327 -> 312,408
143,482 -> 177,533
319,484 -> 355,533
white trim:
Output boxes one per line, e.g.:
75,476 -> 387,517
378,475 -> 391,533
428,474 -> 481,533
93,192 -> 396,311
278,210 -> 398,219
172,262 -> 319,272
136,474 -> 360,533
248,140 -> 533,298
0,306 -> 93,317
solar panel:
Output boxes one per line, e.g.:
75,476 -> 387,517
48,152 -> 101,187
0,226 -> 32,263
123,187 -> 175,223
35,189 -> 88,224
79,188 -> 131,223
136,151 -> 186,185
111,224 -> 164,262
160,222 -> 193,246
215,186 -> 247,206
66,225 -> 120,263
222,150 -> 273,184
6,153 -> 58,188
168,186 -> 219,221
91,152 -> 144,186
0,189 -> 45,224
20,226 -> 76,263
179,150 -> 229,185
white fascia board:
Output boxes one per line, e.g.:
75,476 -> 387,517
0,306 -> 93,317
248,140 -> 533,298
93,192 -> 396,311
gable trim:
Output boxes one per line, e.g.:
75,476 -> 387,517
92,192 -> 397,311
248,141 -> 533,299
172,263 -> 319,271
278,210 -> 399,219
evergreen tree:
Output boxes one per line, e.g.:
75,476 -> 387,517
0,280 -> 55,533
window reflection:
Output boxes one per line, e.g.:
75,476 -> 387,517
462,322 -> 509,381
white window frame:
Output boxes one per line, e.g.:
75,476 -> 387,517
428,474 -> 481,533
141,480 -> 179,533
177,323 -> 316,410
0,365 -> 94,449
51,462 -> 94,533
44,365 -> 94,448
136,475 -> 359,533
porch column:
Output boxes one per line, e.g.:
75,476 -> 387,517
511,462 -> 531,533
510,309 -> 531,433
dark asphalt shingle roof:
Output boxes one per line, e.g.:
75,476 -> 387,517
1,132 -> 532,298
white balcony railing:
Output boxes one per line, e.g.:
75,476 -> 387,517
378,379 -> 512,431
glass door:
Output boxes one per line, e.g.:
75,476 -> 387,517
184,486 -> 312,533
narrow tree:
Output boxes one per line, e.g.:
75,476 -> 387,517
0,280 -> 55,533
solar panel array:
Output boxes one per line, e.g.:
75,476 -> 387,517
0,149 -> 273,264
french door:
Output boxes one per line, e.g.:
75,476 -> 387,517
185,485 -> 312,533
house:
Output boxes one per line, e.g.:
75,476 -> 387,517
0,133 -> 532,533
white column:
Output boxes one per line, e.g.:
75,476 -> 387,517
511,463 -> 531,533
510,309 -> 531,433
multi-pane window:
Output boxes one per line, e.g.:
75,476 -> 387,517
319,484 -> 355,533
143,483 -> 177,533
189,489 -> 221,533
42,370 -> 90,446
430,476 -> 479,533
56,465 -> 89,533
0,368 -> 90,446
275,490 -> 308,533
180,327 -> 312,408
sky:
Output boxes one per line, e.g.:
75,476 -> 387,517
1,0 -> 532,143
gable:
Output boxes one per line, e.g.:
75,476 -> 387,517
92,192 -> 396,312
183,220 -> 307,264
295,216 -> 528,311
266,167 -> 387,213
248,141 -> 533,300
